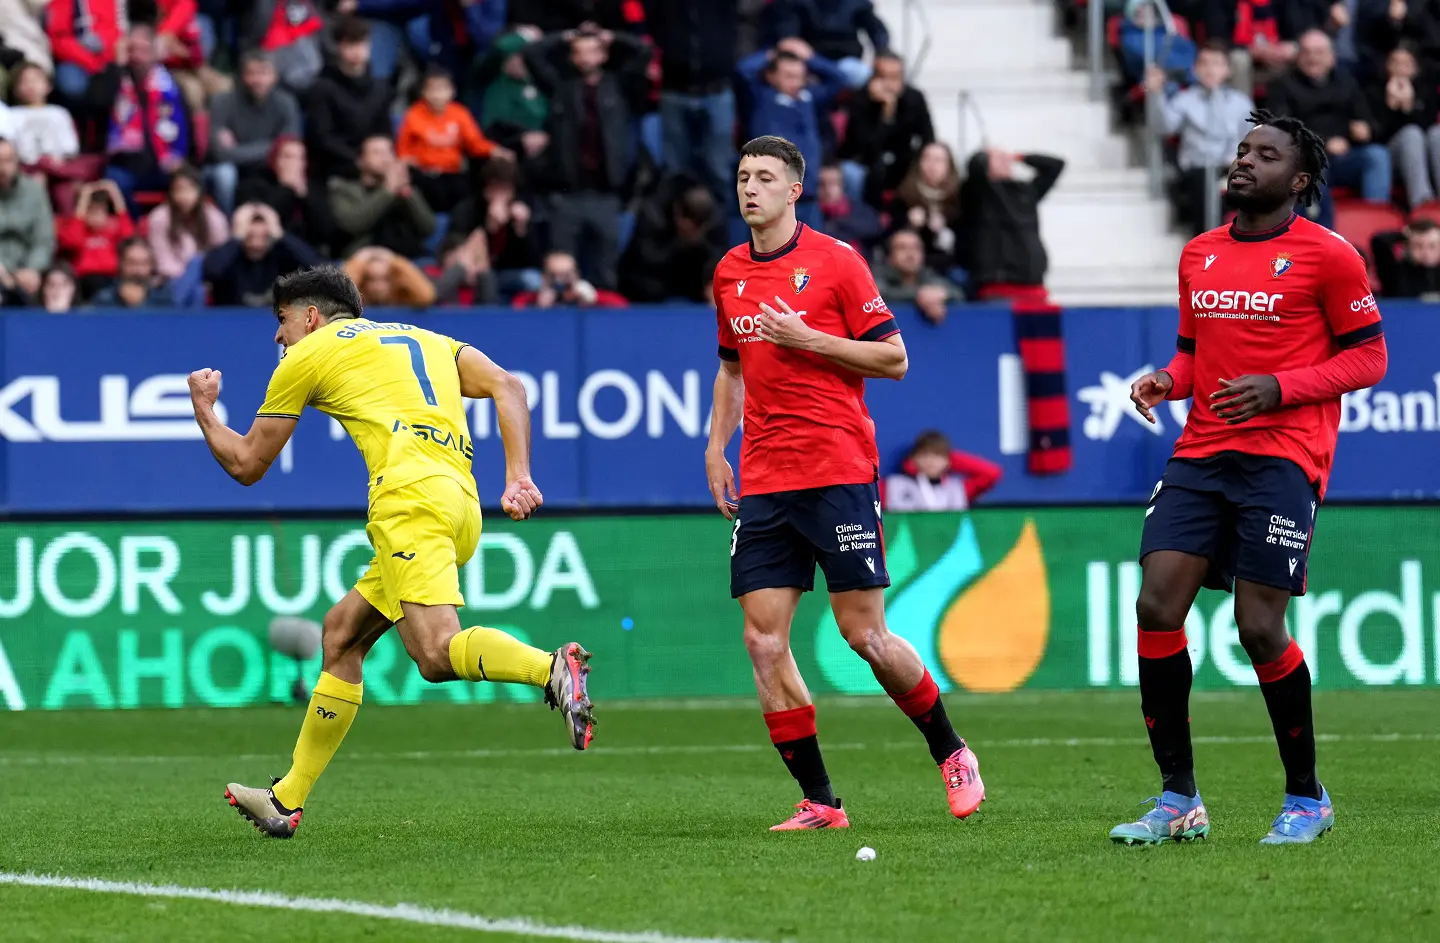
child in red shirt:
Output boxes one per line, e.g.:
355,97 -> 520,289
396,66 -> 513,212
57,179 -> 135,298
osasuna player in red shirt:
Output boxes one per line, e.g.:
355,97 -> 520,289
1113,111 -> 1387,847
704,135 -> 984,831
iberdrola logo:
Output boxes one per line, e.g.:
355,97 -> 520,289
815,515 -> 1049,693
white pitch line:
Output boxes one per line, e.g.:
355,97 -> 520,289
0,872 -> 770,943
0,731 -> 1435,768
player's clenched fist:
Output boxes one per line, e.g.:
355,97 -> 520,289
501,476 -> 544,521
188,368 -> 222,410
1129,370 -> 1173,424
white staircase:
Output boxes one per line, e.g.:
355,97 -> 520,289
876,0 -> 1184,305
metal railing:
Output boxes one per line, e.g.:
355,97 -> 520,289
898,0 -> 933,81
955,90 -> 990,162
1140,0 -> 1179,199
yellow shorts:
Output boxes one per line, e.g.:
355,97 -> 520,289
354,476 -> 482,624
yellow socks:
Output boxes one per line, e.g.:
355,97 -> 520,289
271,672 -> 362,811
448,627 -> 553,687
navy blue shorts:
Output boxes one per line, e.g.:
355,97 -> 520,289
1139,452 -> 1319,596
730,481 -> 890,598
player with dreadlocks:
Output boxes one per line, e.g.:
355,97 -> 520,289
1110,109 -> 1388,845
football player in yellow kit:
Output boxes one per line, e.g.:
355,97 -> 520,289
187,266 -> 595,839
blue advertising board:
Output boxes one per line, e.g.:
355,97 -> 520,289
0,302 -> 1435,513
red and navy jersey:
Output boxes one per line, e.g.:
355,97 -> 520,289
1172,214 -> 1383,497
714,222 -> 900,497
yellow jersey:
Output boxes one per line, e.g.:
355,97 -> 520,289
258,318 -> 478,501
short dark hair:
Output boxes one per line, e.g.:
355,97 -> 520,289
240,48 -> 274,69
675,184 -> 716,226
422,64 -> 454,86
874,50 -> 905,68
912,430 -> 952,456
1199,39 -> 1229,57
769,50 -> 805,70
888,227 -> 923,248
333,15 -> 371,44
1410,218 -> 1440,235
1248,109 -> 1328,206
739,135 -> 806,182
118,236 -> 151,258
272,266 -> 364,321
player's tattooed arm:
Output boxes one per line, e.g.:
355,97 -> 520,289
705,360 -> 744,520
755,296 -> 908,380
188,369 -> 297,485
456,345 -> 543,520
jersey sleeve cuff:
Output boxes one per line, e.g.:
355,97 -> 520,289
256,411 -> 301,419
1176,334 -> 1196,354
718,344 -> 740,362
859,318 -> 900,343
453,343 -> 471,361
1335,321 -> 1383,348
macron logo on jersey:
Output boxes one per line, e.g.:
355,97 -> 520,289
1204,255 -> 1218,270
737,280 -> 746,297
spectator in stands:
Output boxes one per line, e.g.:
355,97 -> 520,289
838,52 -> 934,206
887,142 -> 964,275
1118,0 -> 1197,93
765,0 -> 890,88
818,162 -> 883,254
648,3 -> 739,202
235,136 -> 335,254
0,262 -> 33,307
883,430 -> 1003,513
737,38 -> 846,229
92,23 -> 195,217
330,135 -> 437,259
203,202 -> 322,306
345,246 -> 437,308
448,159 -> 542,296
207,49 -> 302,214
46,0 -> 121,105
57,178 -> 133,297
1268,29 -> 1391,229
243,0 -> 325,94
429,229 -> 499,304
1369,42 -> 1440,207
513,250 -> 627,308
1372,218 -> 1440,298
40,263 -> 78,313
7,62 -> 81,167
0,137 -> 53,296
960,147 -> 1065,301
397,66 -> 512,212
6,61 -> 91,216
1146,41 -> 1255,234
147,166 -> 228,282
523,24 -> 651,291
306,17 -> 392,184
0,0 -> 49,76
156,0 -> 226,113
1205,0 -> 1308,96
873,228 -> 958,325
1365,0 -> 1440,61
473,31 -> 550,163
619,172 -> 727,303
89,236 -> 176,307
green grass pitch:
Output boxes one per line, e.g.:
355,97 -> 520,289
2,689 -> 1438,942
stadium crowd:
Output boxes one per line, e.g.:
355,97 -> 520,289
0,0 -> 1434,311
1109,0 -> 1440,297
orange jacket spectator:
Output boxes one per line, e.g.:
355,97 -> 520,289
396,101 -> 497,175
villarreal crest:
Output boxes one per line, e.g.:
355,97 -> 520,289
789,267 -> 810,293
1270,253 -> 1292,278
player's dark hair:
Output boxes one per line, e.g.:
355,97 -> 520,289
272,266 -> 364,321
740,135 -> 806,183
1247,109 -> 1327,207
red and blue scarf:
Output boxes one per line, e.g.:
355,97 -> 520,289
106,66 -> 189,163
